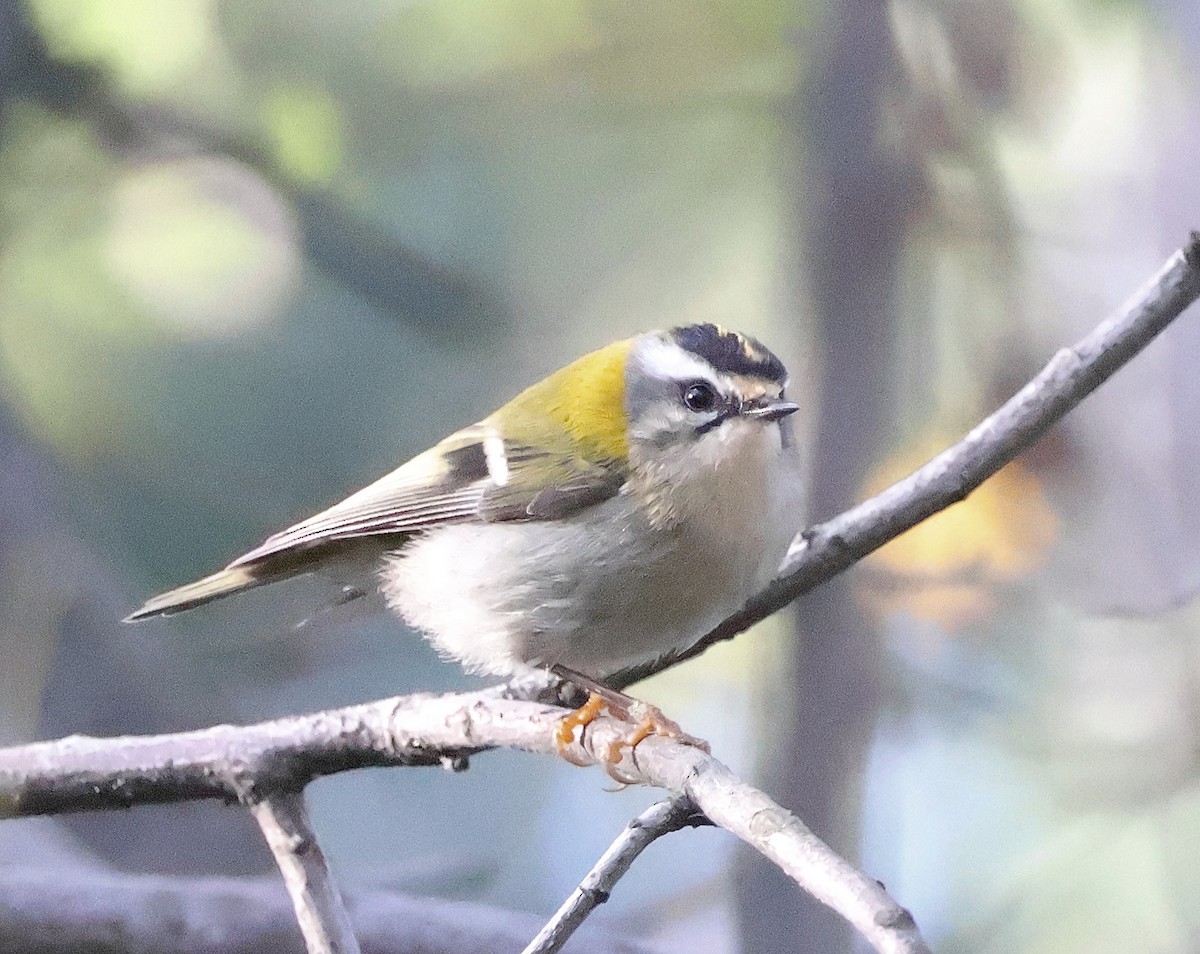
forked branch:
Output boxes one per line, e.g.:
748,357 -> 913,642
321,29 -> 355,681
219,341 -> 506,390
0,693 -> 931,954
2,235 -> 1199,954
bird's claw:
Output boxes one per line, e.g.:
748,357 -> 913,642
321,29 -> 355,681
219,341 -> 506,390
554,691 -> 709,780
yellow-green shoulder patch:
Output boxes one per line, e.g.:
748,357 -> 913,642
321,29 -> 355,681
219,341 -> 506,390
494,338 -> 633,465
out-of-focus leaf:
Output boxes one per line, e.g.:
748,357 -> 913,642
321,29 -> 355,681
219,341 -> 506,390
263,85 -> 343,185
28,0 -> 218,95
0,109 -> 302,458
0,108 -> 153,457
857,434 -> 1059,630
105,156 -> 301,335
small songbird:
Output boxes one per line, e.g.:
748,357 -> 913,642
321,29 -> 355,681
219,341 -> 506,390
127,325 -> 804,743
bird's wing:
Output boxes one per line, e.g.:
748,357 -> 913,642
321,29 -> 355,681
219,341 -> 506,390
228,425 -> 626,568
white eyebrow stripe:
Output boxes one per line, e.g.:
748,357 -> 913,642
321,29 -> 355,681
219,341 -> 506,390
484,433 -> 509,486
637,336 -> 719,384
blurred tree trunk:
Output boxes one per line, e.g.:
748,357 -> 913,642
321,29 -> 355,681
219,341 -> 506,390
737,1 -> 920,951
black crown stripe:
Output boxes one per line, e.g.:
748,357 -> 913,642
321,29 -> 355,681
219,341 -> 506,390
670,324 -> 787,384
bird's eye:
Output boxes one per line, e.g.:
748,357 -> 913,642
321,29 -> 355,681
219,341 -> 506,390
682,382 -> 719,413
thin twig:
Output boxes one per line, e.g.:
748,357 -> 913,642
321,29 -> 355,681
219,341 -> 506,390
523,795 -> 707,954
0,866 -> 659,954
609,232 -> 1200,688
621,736 -> 929,954
249,791 -> 361,954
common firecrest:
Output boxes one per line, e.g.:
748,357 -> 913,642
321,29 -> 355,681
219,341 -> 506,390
128,324 -> 805,688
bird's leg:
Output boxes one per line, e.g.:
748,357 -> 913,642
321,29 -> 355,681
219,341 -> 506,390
554,692 -> 607,755
549,665 -> 710,774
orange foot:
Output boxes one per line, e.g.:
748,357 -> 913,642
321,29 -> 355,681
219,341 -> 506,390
608,700 -> 711,766
552,676 -> 709,779
554,692 -> 607,760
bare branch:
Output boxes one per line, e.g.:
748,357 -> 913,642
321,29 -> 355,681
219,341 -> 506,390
523,795 -> 708,954
0,866 -> 658,954
249,791 -> 360,954
622,735 -> 928,954
0,691 -> 480,815
609,233 -> 1200,687
0,693 -> 930,954
3,237 -> 1198,954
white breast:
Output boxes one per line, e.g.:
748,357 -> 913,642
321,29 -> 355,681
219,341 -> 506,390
380,418 -> 804,679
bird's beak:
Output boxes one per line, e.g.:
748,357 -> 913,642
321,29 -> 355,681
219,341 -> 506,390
741,397 -> 801,422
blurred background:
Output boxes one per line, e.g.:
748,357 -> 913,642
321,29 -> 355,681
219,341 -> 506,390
1,1 -> 1199,952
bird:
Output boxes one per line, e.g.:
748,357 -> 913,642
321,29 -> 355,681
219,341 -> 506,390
127,324 -> 805,757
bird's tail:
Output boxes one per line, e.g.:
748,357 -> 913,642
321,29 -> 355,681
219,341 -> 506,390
123,566 -> 268,622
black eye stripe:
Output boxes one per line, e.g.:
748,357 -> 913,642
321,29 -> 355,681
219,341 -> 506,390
694,410 -> 734,434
